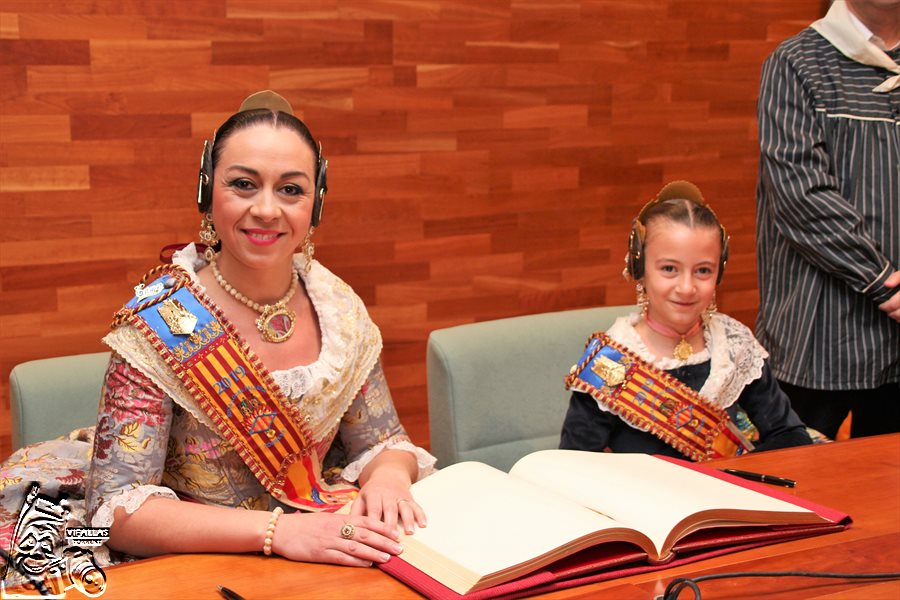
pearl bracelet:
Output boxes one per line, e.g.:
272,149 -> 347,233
263,506 -> 284,556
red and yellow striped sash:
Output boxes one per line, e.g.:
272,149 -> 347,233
121,265 -> 358,511
566,333 -> 751,461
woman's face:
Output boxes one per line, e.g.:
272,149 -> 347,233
210,123 -> 317,272
640,219 -> 720,332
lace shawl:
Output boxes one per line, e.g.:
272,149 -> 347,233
103,244 -> 382,442
598,312 -> 768,418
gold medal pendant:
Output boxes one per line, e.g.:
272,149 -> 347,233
673,337 -> 693,362
256,306 -> 296,343
210,256 -> 301,344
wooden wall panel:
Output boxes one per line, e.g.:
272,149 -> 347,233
0,0 -> 827,459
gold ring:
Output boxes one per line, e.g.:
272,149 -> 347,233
340,523 -> 355,539
397,498 -> 409,505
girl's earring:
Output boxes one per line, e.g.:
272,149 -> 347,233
199,212 -> 218,262
299,227 -> 316,273
636,282 -> 649,316
705,290 -> 718,318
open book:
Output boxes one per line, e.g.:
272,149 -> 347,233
382,451 -> 849,598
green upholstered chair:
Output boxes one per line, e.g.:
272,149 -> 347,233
426,305 -> 636,472
8,352 -> 111,451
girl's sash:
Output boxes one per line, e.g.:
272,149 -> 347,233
565,332 -> 753,462
111,265 -> 358,512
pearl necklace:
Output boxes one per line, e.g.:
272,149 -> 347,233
643,312 -> 703,362
210,256 -> 299,343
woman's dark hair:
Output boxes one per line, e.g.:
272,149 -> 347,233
210,108 -> 319,174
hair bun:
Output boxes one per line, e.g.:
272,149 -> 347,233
238,90 -> 294,115
656,180 -> 705,205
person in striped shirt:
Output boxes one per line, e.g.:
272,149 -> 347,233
755,0 -> 899,439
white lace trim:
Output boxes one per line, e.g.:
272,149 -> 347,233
340,439 -> 437,483
598,312 -> 768,421
90,485 -> 179,528
701,313 -> 768,409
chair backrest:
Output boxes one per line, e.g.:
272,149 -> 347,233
427,305 -> 635,472
9,352 -> 111,451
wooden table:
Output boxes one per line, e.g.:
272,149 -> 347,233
96,434 -> 899,599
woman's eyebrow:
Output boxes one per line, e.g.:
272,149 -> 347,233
225,165 -> 310,179
224,164 -> 259,175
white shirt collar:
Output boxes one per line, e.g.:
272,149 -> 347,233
811,1 -> 900,91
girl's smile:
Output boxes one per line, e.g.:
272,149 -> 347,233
640,219 -> 721,335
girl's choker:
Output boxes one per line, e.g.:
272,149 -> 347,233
643,313 -> 703,361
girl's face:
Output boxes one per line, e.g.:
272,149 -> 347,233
640,219 -> 721,332
210,123 -> 316,273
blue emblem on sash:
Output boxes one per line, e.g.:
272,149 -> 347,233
575,339 -> 625,388
131,275 -> 223,363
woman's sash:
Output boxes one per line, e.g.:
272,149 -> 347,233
565,332 -> 753,461
111,265 -> 358,512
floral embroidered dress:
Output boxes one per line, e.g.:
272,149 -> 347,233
0,245 -> 435,572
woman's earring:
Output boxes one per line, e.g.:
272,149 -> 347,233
705,290 -> 718,317
636,282 -> 649,316
300,227 -> 315,273
199,212 -> 218,262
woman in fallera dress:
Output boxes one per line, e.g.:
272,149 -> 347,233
0,92 -> 435,581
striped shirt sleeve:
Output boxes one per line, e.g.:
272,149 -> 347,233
755,30 -> 899,390
757,47 -> 896,305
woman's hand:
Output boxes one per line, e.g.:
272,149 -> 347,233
272,512 -> 403,567
351,469 -> 427,535
352,450 -> 427,534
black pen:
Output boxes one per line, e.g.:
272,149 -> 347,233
218,585 -> 246,600
720,468 -> 796,488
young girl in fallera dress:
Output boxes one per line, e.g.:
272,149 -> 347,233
560,181 -> 813,460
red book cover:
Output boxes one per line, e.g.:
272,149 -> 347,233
379,455 -> 851,600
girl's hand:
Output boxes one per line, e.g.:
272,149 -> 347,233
271,512 -> 403,567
